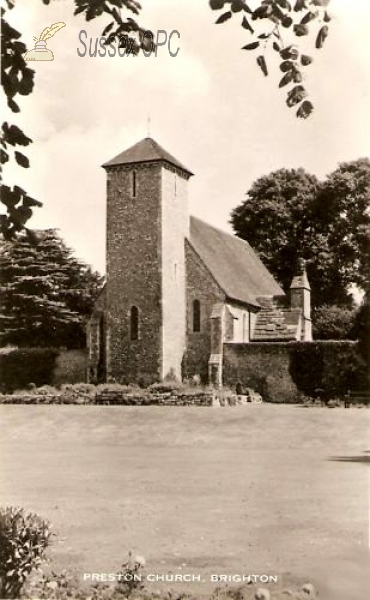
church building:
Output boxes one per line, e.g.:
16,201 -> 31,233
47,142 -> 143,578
87,137 -> 312,385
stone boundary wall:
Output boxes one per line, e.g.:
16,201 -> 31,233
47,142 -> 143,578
0,391 -> 214,407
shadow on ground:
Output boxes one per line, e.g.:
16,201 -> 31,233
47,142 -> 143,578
329,454 -> 370,465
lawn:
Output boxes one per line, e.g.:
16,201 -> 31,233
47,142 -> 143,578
0,404 -> 369,599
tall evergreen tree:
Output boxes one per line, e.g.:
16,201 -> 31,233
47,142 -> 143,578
0,230 -> 101,348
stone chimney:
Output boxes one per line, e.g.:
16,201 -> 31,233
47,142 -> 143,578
290,258 -> 312,341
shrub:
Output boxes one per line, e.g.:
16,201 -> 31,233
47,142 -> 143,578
60,383 -> 97,399
28,385 -> 59,396
116,552 -> 146,597
137,374 -> 159,388
0,348 -> 59,393
313,305 -> 356,340
289,341 -> 365,397
262,374 -> 300,404
0,507 -> 51,599
148,381 -> 184,394
95,383 -> 142,396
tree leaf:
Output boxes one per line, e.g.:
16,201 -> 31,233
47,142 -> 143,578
216,11 -> 232,24
3,124 -> 32,147
242,2 -> 252,14
102,22 -> 114,36
242,41 -> 260,50
316,25 -> 329,49
280,45 -> 299,60
286,85 -> 307,107
280,60 -> 294,72
282,16 -> 293,27
301,54 -> 313,66
256,55 -> 268,76
241,16 -> 254,33
111,8 -> 123,25
301,11 -> 316,25
294,24 -> 309,36
15,151 -> 30,168
8,98 -> 20,113
294,0 -> 306,10
13,206 -> 33,226
276,0 -> 292,9
23,195 -> 43,208
1,149 -> 9,164
13,185 -> 27,197
297,100 -> 314,118
279,71 -> 294,87
231,0 -> 244,13
1,185 -> 20,208
252,5 -> 272,19
273,41 -> 281,52
209,0 -> 226,9
74,5 -> 85,15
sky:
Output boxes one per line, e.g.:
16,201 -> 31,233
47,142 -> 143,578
3,0 -> 370,274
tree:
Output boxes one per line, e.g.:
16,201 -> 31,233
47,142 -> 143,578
317,158 -> 370,293
1,0 -> 332,237
312,305 -> 356,340
351,291 -> 370,367
0,230 -> 102,348
230,159 -> 370,308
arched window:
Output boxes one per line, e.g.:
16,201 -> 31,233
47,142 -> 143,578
193,299 -> 201,332
130,306 -> 139,340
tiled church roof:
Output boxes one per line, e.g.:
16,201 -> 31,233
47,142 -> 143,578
251,296 -> 301,341
188,216 -> 283,308
102,137 -> 193,175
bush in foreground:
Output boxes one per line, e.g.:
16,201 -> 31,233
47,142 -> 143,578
0,507 -> 51,599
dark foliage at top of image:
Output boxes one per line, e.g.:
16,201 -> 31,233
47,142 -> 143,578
2,1 -> 332,236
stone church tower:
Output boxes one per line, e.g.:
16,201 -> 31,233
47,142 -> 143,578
88,136 -> 312,386
102,137 -> 193,383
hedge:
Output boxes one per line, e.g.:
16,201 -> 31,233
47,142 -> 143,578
0,348 -> 59,393
223,341 -> 367,402
289,341 -> 367,397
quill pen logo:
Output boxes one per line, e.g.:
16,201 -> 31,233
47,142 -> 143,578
24,22 -> 66,61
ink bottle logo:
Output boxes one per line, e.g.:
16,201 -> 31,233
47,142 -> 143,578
24,22 -> 66,61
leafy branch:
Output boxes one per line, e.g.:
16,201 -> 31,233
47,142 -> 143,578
210,0 -> 332,118
0,0 -> 154,238
1,0 -> 333,237
73,0 -> 155,55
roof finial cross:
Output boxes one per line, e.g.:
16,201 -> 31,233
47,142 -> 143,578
147,115 -> 151,138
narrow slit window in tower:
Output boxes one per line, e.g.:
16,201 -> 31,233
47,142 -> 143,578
132,170 -> 137,198
130,306 -> 139,340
